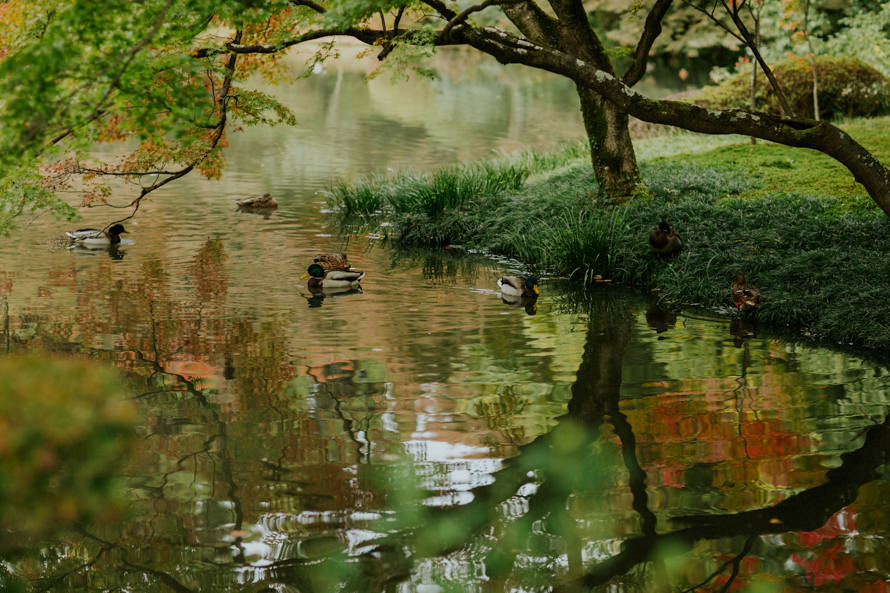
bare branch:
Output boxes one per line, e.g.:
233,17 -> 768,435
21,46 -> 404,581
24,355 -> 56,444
622,0 -> 673,86
681,0 -> 791,116
287,0 -> 327,13
439,0 -> 515,41
393,6 -> 406,31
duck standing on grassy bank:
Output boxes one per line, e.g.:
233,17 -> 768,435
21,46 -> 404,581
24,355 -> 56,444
731,272 -> 762,312
649,221 -> 683,257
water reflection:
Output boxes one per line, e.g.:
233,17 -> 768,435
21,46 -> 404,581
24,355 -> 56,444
2,48 -> 889,593
2,253 -> 889,591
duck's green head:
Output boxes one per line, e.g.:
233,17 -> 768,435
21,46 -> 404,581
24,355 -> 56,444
109,224 -> 127,235
525,275 -> 540,295
307,263 -> 325,278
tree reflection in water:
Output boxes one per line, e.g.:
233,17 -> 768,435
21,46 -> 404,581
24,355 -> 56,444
1,246 -> 889,593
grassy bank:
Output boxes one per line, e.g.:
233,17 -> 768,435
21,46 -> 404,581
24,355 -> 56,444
328,117 -> 890,349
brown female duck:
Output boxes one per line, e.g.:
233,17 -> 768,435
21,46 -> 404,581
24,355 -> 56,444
649,221 -> 683,257
731,272 -> 762,312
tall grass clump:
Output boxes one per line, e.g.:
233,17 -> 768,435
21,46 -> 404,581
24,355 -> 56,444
328,158 -> 532,219
537,208 -> 631,284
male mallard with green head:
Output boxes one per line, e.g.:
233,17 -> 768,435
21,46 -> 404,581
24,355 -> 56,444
236,193 -> 278,209
314,252 -> 350,271
649,221 -> 683,257
302,263 -> 364,291
731,272 -> 762,312
498,275 -> 540,297
66,223 -> 128,247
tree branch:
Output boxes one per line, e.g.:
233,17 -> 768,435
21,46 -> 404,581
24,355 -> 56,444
287,0 -> 327,13
682,0 -> 791,116
623,0 -> 673,86
438,0 -> 516,41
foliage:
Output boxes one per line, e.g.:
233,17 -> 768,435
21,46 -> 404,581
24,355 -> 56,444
819,3 -> 890,78
0,355 -> 137,555
693,56 -> 890,120
0,0 -> 299,230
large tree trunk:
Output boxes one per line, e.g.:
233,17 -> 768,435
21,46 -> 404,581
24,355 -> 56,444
577,85 -> 643,202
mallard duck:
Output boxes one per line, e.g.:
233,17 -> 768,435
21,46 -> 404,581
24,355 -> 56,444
236,193 -> 278,209
649,221 -> 683,257
302,263 -> 364,291
731,272 -> 762,312
314,252 -> 349,271
498,275 -> 540,297
66,223 -> 127,247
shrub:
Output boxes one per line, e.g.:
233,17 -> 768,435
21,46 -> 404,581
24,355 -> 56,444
694,57 -> 890,120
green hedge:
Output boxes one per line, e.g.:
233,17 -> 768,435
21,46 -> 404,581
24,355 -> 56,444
695,56 -> 890,120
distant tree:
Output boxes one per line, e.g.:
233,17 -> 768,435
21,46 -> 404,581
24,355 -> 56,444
4,0 -> 890,222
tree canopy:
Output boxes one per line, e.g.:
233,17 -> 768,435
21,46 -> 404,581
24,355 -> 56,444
4,0 -> 890,226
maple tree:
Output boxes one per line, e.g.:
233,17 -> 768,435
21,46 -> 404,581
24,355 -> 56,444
4,0 -> 890,227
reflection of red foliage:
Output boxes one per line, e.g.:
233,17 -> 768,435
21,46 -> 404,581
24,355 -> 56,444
792,508 -> 861,587
626,381 -> 819,493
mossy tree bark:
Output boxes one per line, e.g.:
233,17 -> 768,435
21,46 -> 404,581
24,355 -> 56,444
578,86 -> 643,201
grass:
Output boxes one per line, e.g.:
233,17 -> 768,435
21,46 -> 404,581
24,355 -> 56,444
326,116 -> 890,349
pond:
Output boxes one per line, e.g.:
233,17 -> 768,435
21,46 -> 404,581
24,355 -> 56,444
2,47 -> 890,593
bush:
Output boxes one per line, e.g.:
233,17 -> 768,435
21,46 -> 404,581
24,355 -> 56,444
0,356 -> 137,554
694,57 -> 890,120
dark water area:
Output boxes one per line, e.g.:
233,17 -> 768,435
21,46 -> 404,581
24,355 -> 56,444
1,49 -> 889,593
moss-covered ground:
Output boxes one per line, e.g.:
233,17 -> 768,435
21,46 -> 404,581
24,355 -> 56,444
328,116 -> 890,349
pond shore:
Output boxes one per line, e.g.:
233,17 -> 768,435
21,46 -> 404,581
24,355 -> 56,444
330,116 -> 890,350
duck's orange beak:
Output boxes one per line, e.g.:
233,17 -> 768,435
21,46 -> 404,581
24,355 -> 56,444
301,272 -> 309,279
533,285 -> 540,295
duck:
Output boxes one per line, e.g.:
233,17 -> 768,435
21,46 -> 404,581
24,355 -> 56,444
497,275 -> 540,297
235,193 -> 278,209
66,223 -> 127,247
314,252 -> 350,271
649,221 -> 683,257
302,263 -> 365,291
731,272 -> 762,312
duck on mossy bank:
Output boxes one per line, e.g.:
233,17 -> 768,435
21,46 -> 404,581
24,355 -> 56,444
66,224 -> 127,247
731,272 -> 762,312
302,263 -> 365,292
649,221 -> 683,257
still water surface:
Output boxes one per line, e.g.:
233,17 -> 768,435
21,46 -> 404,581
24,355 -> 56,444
3,50 -> 890,592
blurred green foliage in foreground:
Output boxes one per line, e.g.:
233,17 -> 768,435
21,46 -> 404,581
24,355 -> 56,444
0,355 -> 137,556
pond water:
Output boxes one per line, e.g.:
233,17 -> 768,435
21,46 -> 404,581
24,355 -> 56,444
3,48 -> 890,592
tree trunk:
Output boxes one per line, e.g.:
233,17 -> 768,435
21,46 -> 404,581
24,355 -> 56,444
577,85 -> 643,202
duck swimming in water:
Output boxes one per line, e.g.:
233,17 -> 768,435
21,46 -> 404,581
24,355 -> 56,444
497,275 -> 540,297
236,193 -> 278,209
313,252 -> 350,271
66,224 -> 127,247
302,263 -> 365,291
